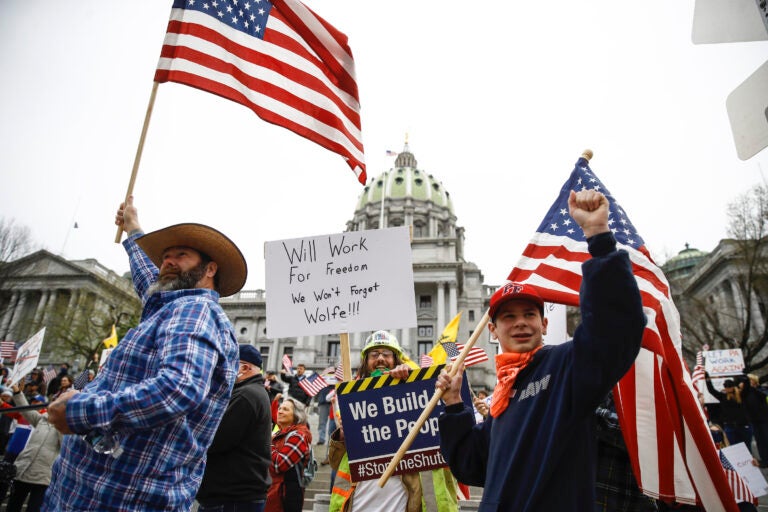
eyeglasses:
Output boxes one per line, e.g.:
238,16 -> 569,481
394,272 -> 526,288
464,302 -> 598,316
367,350 -> 394,359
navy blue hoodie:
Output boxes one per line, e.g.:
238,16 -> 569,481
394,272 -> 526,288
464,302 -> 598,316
439,233 -> 646,512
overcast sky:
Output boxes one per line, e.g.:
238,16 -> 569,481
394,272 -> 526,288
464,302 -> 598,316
1,1 -> 767,291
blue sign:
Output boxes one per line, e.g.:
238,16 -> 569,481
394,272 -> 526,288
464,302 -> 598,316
336,365 -> 472,482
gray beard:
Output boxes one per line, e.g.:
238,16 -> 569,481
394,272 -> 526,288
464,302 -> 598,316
147,263 -> 207,296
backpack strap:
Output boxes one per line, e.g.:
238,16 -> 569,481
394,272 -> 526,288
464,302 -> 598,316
286,431 -> 310,486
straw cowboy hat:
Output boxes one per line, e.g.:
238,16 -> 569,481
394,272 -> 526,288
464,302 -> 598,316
136,223 -> 247,297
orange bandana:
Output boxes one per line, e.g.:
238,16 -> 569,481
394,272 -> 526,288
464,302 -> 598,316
490,345 -> 543,417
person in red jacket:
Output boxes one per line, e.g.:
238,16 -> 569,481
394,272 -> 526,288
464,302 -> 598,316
265,397 -> 312,512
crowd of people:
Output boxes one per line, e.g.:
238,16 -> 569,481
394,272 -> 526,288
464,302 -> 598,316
0,191 -> 763,511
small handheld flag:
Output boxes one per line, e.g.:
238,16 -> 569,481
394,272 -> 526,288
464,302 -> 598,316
282,354 -> 293,374
298,372 -> 328,397
426,313 -> 462,365
455,344 -> 489,367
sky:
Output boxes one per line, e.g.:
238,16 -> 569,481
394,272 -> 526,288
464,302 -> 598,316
1,1 -> 767,292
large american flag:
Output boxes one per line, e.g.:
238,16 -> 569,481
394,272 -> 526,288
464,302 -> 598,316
298,372 -> 327,397
155,0 -> 366,184
507,156 -> 739,510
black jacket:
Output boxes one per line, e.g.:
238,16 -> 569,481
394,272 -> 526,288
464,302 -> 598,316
197,373 -> 273,503
705,379 -> 750,426
280,372 -> 312,406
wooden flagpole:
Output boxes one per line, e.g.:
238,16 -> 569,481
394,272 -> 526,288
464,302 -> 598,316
114,82 -> 160,243
377,309 -> 490,487
340,332 -> 352,381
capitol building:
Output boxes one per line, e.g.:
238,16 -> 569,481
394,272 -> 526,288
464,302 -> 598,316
220,143 -> 499,390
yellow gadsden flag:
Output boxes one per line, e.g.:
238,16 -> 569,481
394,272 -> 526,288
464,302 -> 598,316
426,312 -> 462,365
102,325 -> 118,349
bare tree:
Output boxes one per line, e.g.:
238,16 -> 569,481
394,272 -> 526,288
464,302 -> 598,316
0,217 -> 35,272
677,184 -> 768,372
42,300 -> 139,367
0,218 -> 37,328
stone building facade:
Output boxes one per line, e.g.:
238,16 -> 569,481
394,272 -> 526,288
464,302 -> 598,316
0,249 -> 140,365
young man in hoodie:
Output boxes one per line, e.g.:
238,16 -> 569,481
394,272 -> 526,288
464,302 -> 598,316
436,189 -> 646,512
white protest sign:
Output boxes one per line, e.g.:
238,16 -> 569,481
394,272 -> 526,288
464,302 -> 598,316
265,227 -> 417,338
542,303 -> 568,345
7,328 -> 46,387
99,348 -> 114,372
704,349 -> 745,376
721,442 -> 768,497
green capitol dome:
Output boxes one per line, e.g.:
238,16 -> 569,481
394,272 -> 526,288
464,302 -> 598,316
662,244 -> 708,283
355,142 -> 454,215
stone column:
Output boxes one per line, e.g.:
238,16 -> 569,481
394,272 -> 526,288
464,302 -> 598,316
66,289 -> 80,324
69,291 -> 87,328
0,292 -> 20,340
270,337 -> 281,373
32,290 -> 50,330
449,282 -> 458,320
40,289 -> 58,328
436,281 -> 445,331
7,291 -> 28,340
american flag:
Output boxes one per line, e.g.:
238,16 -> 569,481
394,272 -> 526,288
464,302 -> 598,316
455,344 -> 490,367
441,341 -> 460,359
0,341 -> 15,360
334,363 -> 344,382
155,0 -> 366,185
507,156 -> 739,510
691,349 -> 705,392
719,450 -> 756,505
298,372 -> 328,397
42,367 -> 57,384
72,368 -> 90,391
282,354 -> 293,373
419,354 -> 433,368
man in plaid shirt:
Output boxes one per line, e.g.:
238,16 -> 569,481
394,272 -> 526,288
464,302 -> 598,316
43,196 -> 246,511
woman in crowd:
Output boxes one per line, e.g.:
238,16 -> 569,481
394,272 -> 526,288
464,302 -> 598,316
265,397 -> 312,512
49,375 -> 72,401
705,373 -> 752,452
6,383 -> 63,512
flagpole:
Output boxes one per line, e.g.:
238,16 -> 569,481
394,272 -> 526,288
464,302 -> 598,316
378,310 -> 490,487
340,332 -> 352,381
114,82 -> 160,243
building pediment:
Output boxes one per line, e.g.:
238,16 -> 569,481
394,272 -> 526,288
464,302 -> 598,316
2,250 -> 88,280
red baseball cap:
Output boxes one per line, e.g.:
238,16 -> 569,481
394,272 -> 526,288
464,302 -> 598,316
489,282 -> 545,320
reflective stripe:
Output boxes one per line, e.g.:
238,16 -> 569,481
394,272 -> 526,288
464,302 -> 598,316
332,486 -> 351,498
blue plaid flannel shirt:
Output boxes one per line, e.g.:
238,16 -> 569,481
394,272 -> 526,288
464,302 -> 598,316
43,232 -> 238,511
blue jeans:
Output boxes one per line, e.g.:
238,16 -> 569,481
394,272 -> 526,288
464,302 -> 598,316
316,402 -> 331,443
197,500 -> 265,512
724,423 -> 753,454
